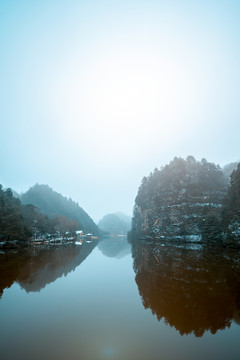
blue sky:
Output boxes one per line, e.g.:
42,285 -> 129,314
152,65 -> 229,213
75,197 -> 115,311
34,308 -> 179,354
1,0 -> 240,221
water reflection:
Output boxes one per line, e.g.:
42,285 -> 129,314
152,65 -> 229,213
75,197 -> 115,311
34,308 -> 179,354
132,239 -> 240,337
98,236 -> 131,259
0,236 -> 131,298
1,236 -> 240,342
0,241 -> 97,297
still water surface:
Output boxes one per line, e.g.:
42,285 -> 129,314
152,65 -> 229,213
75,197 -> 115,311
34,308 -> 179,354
0,237 -> 240,360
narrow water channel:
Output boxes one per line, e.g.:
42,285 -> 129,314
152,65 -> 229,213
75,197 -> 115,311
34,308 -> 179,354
0,237 -> 240,360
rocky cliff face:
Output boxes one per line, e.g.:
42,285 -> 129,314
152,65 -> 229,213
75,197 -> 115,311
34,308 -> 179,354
131,157 -> 228,241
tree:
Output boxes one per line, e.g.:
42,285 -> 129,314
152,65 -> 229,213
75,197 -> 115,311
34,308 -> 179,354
229,163 -> 240,210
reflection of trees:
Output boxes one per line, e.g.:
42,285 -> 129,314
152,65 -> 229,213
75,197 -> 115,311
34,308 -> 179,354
132,240 -> 240,337
0,242 -> 97,297
0,250 -> 31,298
18,241 -> 97,292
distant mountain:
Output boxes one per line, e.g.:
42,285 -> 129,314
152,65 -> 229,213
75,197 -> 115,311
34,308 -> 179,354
12,190 -> 20,198
115,212 -> 132,224
98,212 -> 131,235
21,184 -> 99,235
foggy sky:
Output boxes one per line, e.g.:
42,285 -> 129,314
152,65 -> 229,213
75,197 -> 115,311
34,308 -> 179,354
1,0 -> 240,222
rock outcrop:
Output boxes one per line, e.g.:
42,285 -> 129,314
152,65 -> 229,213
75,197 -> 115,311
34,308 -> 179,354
131,157 -> 228,242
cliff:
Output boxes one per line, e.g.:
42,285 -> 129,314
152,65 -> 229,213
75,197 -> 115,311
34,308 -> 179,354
131,157 -> 228,242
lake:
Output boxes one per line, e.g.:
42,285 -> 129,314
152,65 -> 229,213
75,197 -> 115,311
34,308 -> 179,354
0,237 -> 240,360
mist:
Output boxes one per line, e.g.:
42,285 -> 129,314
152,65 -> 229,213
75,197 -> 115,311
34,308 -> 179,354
1,0 -> 240,221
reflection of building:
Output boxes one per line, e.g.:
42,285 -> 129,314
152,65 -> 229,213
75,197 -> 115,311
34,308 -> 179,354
132,240 -> 240,337
75,230 -> 83,238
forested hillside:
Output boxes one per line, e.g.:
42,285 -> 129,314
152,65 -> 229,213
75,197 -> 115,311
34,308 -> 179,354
0,185 -> 50,243
21,184 -> 99,235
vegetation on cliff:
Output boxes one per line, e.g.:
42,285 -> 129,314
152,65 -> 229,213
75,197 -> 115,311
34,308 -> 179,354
131,156 -> 240,243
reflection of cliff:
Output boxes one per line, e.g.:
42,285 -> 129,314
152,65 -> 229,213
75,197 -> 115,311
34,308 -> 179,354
98,236 -> 131,259
0,242 -> 97,297
132,240 -> 240,337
